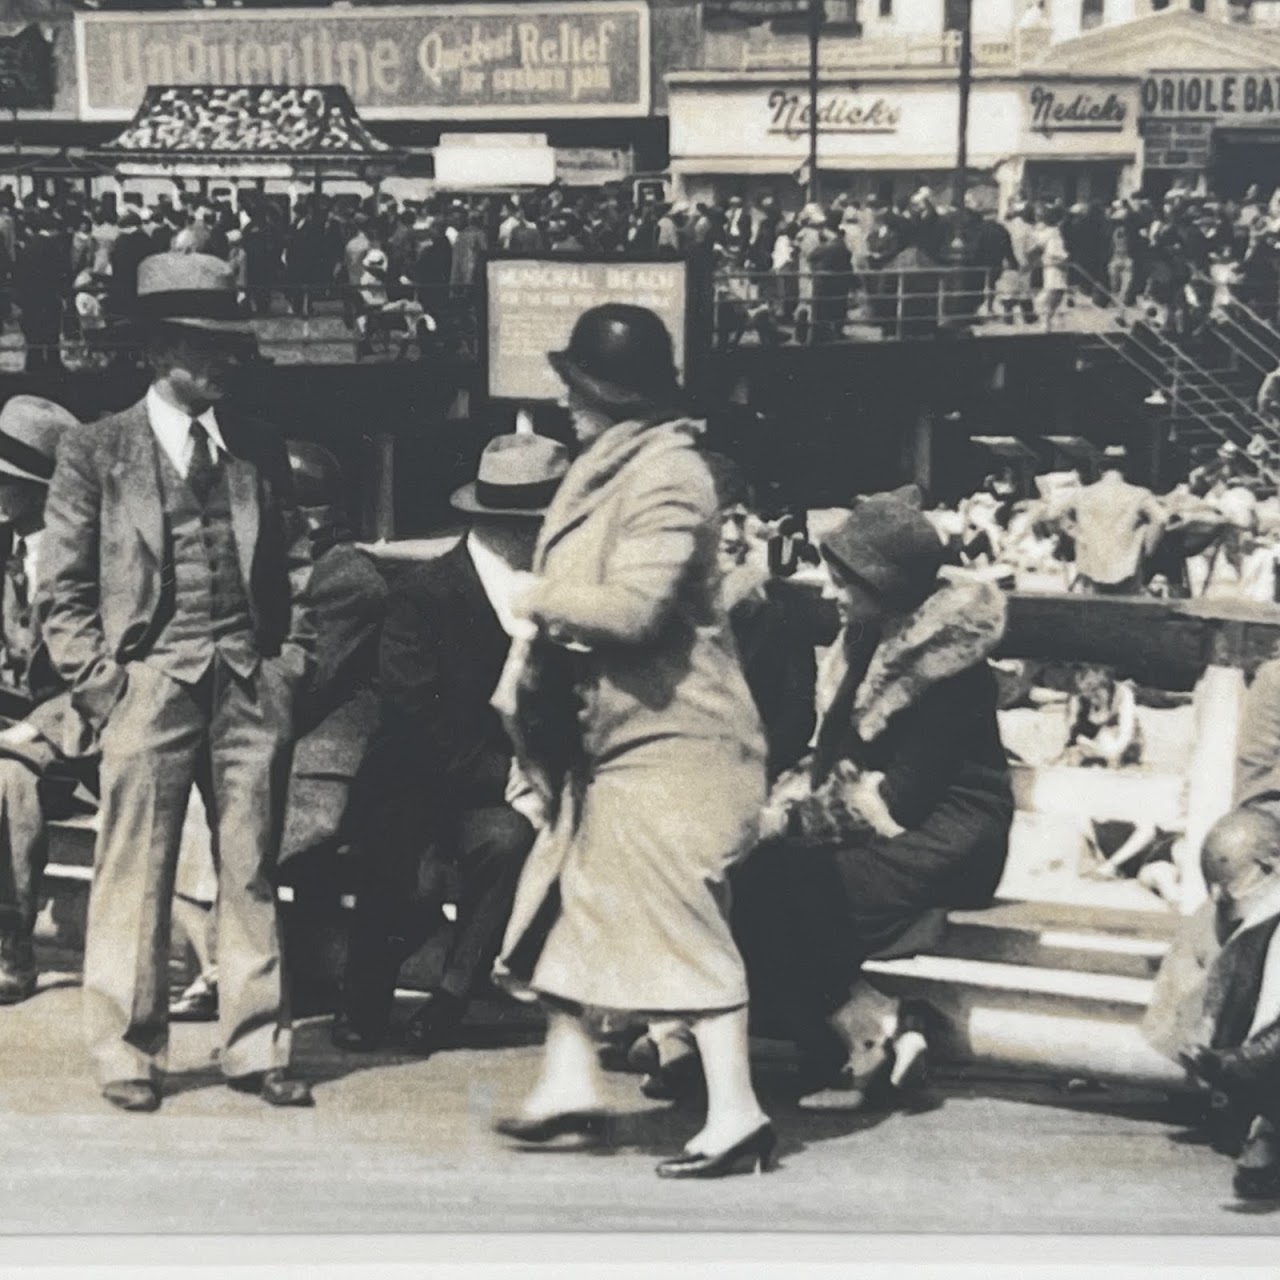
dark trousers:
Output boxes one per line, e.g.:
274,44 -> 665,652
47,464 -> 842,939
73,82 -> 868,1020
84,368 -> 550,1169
343,796 -> 533,1024
83,656 -> 295,1086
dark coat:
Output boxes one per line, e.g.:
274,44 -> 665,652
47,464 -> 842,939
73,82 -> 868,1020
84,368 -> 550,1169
279,539 -> 389,861
38,400 -> 314,741
375,540 -> 512,814
733,580 -> 1014,1035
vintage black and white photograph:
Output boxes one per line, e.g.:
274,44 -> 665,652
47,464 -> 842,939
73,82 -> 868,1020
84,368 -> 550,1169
2,0 -> 1280,1244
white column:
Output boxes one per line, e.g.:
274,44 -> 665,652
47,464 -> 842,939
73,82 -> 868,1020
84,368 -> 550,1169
1105,0 -> 1139,27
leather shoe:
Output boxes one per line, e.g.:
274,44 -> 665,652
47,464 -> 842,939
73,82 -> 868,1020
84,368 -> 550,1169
494,1109 -> 611,1144
402,990 -> 464,1056
0,932 -> 37,1006
330,1011 -> 386,1053
102,1079 -> 161,1113
227,1069 -> 315,1108
1235,1115 -> 1280,1200
169,977 -> 218,1023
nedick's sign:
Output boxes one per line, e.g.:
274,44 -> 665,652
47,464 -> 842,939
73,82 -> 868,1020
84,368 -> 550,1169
1143,72 -> 1280,120
1028,84 -> 1129,134
75,2 -> 649,120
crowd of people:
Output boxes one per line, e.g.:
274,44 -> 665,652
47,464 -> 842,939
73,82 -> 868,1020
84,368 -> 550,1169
938,437 -> 1280,603
8,176 -> 1280,366
0,242 -> 1277,1197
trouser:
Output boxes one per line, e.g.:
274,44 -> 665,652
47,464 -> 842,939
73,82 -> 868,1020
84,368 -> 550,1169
0,757 -> 48,940
343,799 -> 534,1022
83,656 -> 295,1087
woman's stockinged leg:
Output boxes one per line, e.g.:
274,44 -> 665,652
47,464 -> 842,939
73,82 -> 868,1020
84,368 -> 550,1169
519,1006 -> 607,1120
686,1004 -> 769,1153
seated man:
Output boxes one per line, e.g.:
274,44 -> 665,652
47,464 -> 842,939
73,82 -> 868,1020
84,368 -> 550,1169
169,439 -> 389,1021
0,395 -> 86,1002
1176,808 -> 1280,1201
333,429 -> 569,1055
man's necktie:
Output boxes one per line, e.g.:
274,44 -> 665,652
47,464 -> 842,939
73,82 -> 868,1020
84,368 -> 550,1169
187,420 -> 220,505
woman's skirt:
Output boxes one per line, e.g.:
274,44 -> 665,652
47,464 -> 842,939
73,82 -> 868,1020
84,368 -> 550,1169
497,741 -> 766,1015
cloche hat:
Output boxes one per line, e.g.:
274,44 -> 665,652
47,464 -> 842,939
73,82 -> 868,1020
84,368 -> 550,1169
820,491 -> 947,610
548,304 -> 683,416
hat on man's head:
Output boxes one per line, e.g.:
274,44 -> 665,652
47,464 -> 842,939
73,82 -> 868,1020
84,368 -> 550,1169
0,395 -> 78,485
820,492 -> 946,610
136,252 -> 253,335
451,431 -> 570,519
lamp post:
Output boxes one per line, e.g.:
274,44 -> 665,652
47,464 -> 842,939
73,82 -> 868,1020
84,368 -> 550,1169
953,0 -> 972,211
807,0 -> 821,203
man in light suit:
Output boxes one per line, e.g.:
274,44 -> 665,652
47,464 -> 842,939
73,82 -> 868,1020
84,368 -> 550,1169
40,252 -> 315,1113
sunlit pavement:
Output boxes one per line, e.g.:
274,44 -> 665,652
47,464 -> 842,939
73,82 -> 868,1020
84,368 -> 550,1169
0,975 -> 1274,1236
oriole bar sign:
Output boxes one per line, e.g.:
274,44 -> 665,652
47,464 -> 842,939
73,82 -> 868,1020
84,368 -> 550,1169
75,2 -> 650,121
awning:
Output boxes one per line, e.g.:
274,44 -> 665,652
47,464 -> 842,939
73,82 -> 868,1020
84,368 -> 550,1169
85,83 -> 404,179
670,153 -> 1006,175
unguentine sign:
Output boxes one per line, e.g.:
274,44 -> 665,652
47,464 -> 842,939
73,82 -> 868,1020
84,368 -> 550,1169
75,1 -> 650,121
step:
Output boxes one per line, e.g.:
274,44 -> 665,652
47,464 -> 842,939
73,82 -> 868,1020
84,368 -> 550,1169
863,951 -> 1184,1086
942,899 -> 1173,980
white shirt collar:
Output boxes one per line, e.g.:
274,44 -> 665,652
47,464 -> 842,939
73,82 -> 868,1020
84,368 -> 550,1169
145,384 -> 228,479
467,535 -> 533,641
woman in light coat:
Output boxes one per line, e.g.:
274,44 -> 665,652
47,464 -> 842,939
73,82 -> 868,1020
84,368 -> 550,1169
494,304 -> 774,1179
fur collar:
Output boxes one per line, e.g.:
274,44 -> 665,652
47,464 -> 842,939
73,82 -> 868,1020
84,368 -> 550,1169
853,579 -> 1008,741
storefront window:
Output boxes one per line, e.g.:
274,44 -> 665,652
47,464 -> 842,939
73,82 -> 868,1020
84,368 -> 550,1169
1082,0 -> 1105,30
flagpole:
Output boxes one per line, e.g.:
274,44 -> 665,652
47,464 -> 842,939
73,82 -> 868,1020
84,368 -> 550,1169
807,0 -> 820,204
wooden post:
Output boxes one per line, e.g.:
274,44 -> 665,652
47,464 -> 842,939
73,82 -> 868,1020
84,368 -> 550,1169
912,408 -> 934,498
364,432 -> 396,542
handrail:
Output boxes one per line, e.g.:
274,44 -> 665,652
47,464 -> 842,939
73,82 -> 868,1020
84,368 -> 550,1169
740,31 -> 1015,70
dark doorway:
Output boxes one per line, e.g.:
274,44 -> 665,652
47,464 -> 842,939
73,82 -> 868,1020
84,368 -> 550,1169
1211,131 -> 1280,200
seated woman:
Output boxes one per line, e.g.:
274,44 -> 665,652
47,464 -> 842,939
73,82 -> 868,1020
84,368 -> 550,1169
732,492 -> 1014,1107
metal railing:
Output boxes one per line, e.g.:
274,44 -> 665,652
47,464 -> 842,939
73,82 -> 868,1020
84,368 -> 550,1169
711,263 -> 1119,347
741,30 -> 1015,70
2,280 -> 483,369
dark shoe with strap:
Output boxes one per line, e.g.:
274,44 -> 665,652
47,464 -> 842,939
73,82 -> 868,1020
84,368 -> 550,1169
0,930 -> 37,1006
228,1069 -> 315,1108
102,1079 -> 161,1113
402,989 -> 465,1057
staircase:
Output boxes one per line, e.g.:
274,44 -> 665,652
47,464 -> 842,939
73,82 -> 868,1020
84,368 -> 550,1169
864,703 -> 1195,1090
1070,266 -> 1280,484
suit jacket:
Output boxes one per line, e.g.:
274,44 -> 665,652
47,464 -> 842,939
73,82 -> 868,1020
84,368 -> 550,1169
376,540 -> 512,813
38,397 -> 314,738
279,538 -> 388,861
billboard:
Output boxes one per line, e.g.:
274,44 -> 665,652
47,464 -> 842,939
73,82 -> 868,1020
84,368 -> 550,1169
485,257 -> 687,402
75,2 -> 650,122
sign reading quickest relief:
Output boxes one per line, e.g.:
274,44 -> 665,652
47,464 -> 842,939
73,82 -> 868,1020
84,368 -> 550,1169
486,258 -> 688,402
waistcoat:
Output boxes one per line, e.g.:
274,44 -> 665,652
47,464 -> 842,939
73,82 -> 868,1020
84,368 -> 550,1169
143,439 -> 258,684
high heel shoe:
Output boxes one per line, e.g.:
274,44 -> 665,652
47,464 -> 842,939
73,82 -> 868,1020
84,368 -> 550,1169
494,1109 -> 611,1144
655,1121 -> 777,1179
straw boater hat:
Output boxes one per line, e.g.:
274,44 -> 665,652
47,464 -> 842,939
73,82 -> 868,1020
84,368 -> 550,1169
451,430 -> 570,519
0,395 -> 79,485
136,252 -> 253,335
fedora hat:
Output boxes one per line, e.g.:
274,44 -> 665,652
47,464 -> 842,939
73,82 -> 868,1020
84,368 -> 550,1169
0,395 -> 78,484
136,252 -> 253,335
549,304 -> 683,416
451,431 -> 570,519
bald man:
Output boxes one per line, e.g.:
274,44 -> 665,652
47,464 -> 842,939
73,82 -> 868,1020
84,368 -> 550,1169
1169,807 -> 1280,1200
